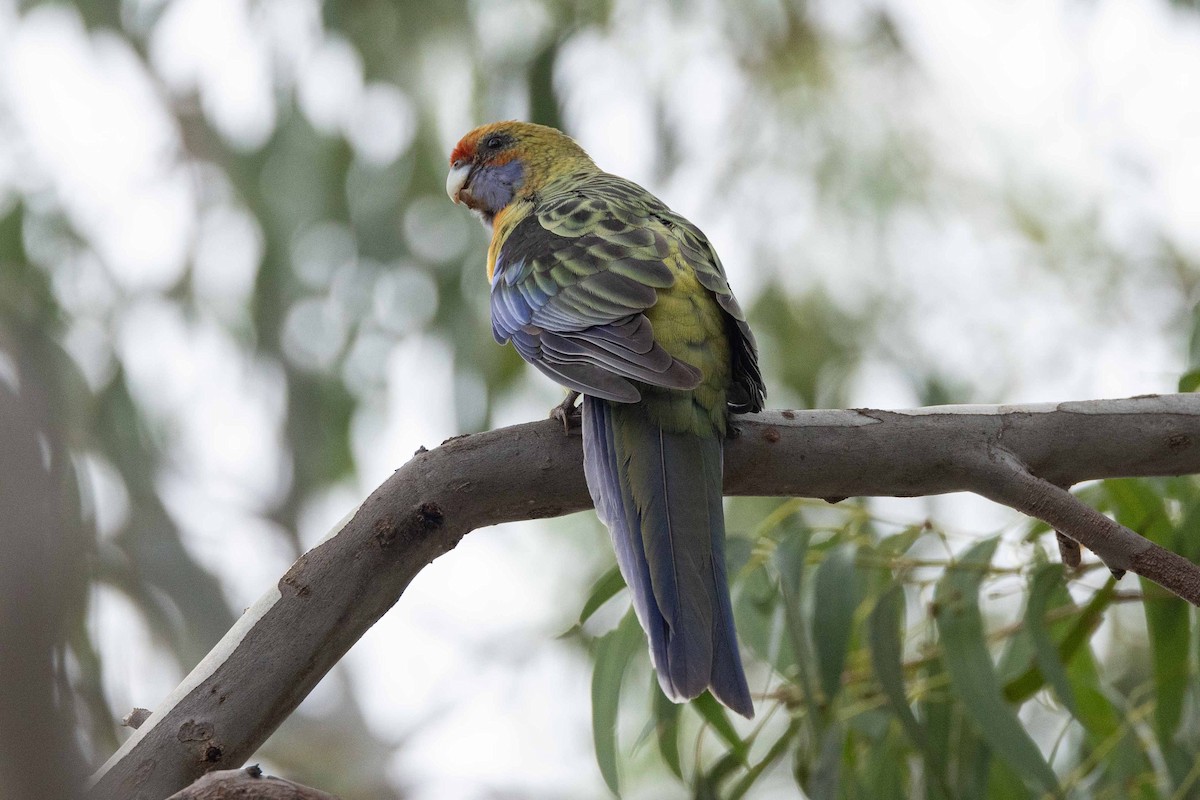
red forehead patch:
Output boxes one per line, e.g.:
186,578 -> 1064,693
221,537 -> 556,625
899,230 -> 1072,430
450,136 -> 475,165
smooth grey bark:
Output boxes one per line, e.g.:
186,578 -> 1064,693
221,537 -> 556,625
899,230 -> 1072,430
90,394 -> 1200,800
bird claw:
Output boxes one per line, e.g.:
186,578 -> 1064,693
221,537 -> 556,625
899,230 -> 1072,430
550,391 -> 582,435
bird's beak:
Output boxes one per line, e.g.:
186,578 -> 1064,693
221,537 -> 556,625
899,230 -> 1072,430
446,160 -> 472,204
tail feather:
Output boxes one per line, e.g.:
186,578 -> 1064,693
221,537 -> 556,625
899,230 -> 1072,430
625,417 -> 715,700
582,395 -> 753,718
698,431 -> 753,717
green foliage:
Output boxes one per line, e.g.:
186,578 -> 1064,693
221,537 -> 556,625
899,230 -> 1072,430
934,538 -> 1058,795
813,543 -> 863,705
582,489 -> 1200,798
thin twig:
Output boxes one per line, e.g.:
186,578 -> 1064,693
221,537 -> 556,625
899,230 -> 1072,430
970,445 -> 1200,604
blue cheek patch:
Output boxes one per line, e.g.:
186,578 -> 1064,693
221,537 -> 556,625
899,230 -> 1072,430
473,161 -> 525,212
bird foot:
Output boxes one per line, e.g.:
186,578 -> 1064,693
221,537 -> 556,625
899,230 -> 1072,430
550,391 -> 582,435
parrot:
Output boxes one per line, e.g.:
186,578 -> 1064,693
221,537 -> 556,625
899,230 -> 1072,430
447,121 -> 765,718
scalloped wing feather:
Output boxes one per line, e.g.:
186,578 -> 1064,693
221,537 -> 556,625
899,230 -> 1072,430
490,174 -> 712,401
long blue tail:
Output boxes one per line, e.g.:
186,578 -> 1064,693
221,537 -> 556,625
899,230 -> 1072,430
581,395 -> 753,718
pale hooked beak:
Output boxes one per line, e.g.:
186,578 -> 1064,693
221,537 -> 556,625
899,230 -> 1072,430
446,160 -> 472,204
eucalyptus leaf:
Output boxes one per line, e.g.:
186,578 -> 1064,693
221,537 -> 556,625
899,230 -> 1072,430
934,538 -> 1060,796
813,544 -> 862,704
591,611 -> 643,795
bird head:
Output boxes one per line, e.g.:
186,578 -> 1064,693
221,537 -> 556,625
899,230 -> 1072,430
447,121 -> 596,227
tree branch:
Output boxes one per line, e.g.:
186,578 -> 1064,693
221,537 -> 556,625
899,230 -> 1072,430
164,766 -> 340,800
89,394 -> 1200,800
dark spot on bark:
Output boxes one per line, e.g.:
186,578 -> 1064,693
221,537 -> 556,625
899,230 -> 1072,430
374,516 -> 399,547
781,410 -> 796,419
441,433 -> 470,445
1168,433 -> 1191,450
177,720 -> 213,743
204,745 -> 223,763
763,427 -> 780,443
132,759 -> 156,783
281,567 -> 311,598
417,502 -> 444,529
824,497 -> 846,505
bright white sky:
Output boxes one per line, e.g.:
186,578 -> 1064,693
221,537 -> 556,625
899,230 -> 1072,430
2,0 -> 1199,797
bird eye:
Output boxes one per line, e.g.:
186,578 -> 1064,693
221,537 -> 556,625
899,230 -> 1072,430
485,135 -> 504,150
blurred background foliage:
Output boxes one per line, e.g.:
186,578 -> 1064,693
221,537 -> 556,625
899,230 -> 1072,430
2,0 -> 1200,797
